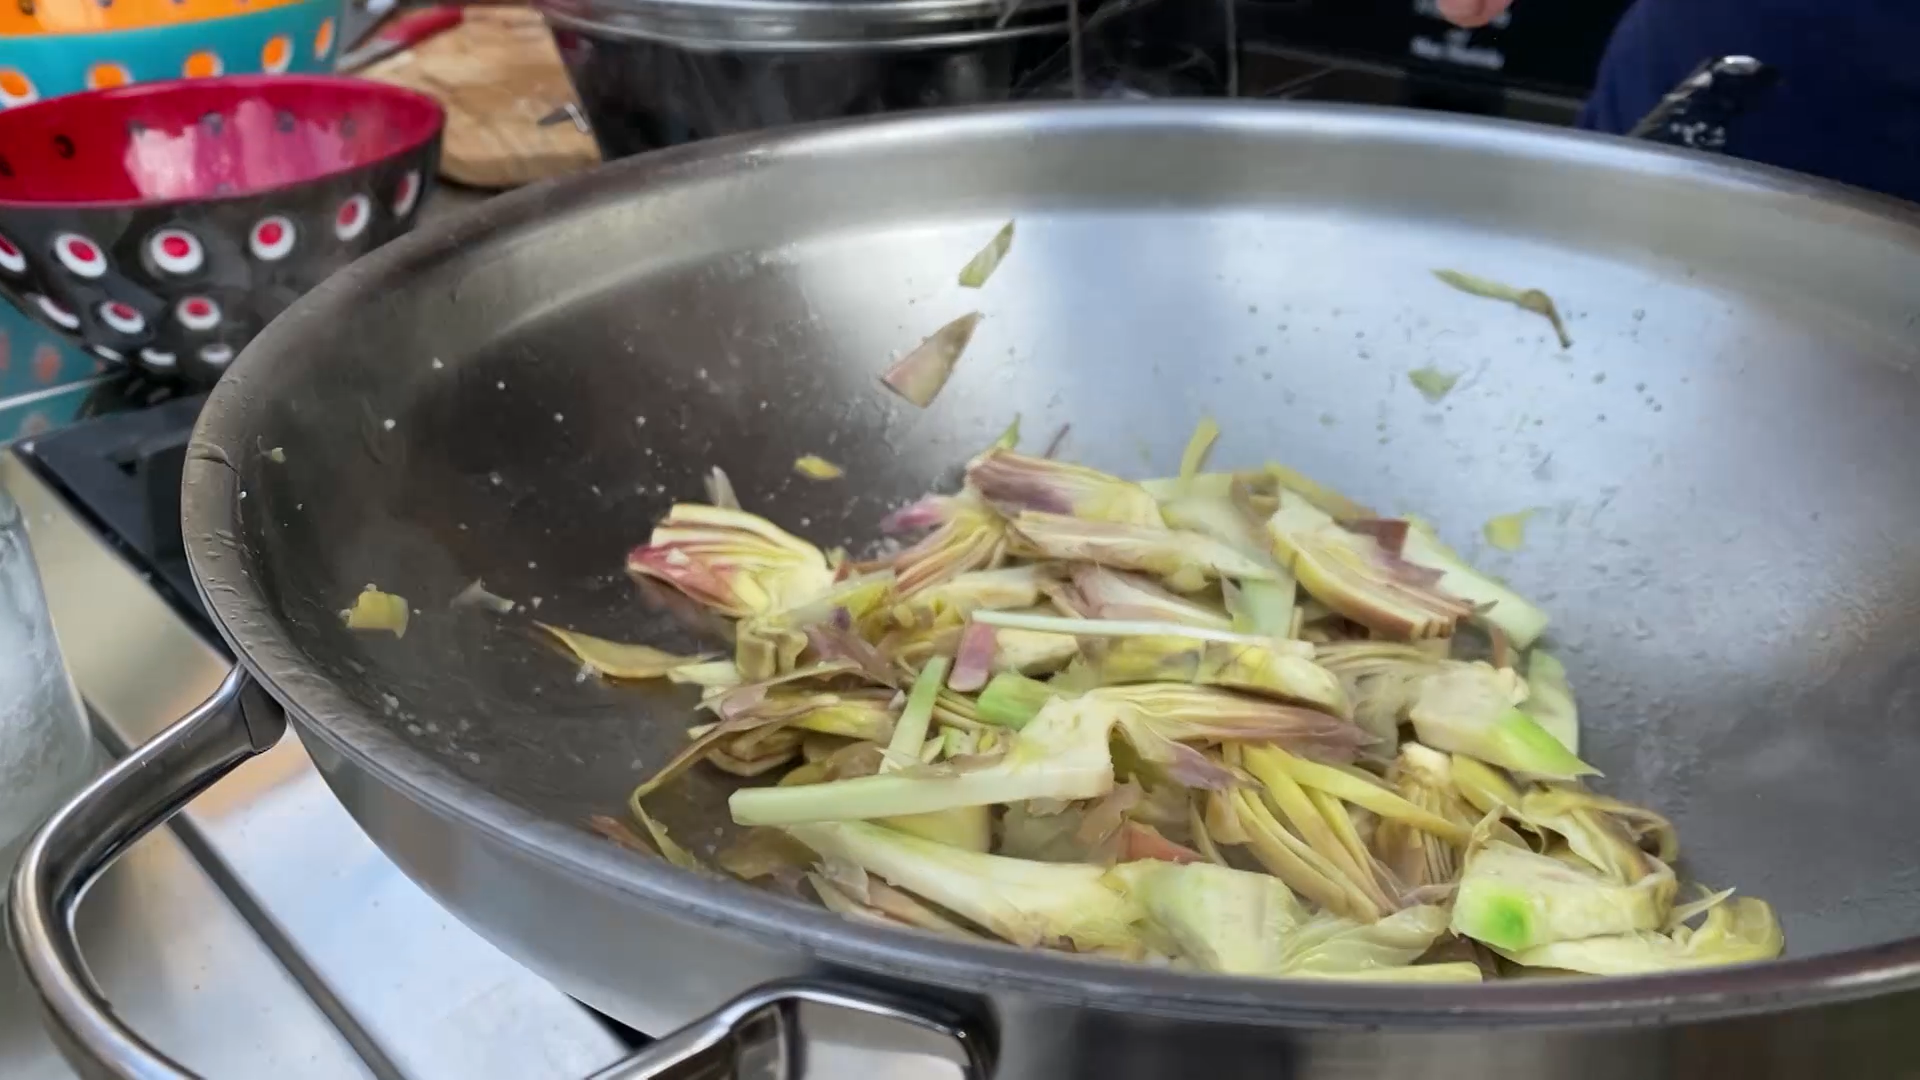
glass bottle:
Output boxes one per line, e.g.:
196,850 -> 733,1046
0,488 -> 95,888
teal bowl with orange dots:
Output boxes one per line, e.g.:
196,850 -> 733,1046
0,0 -> 343,107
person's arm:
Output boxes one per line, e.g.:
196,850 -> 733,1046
1436,0 -> 1514,27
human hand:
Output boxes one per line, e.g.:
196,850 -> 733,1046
1435,0 -> 1514,27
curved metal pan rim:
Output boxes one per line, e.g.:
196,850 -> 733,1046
183,100 -> 1920,1027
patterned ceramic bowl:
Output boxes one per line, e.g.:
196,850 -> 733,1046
0,0 -> 342,106
0,75 -> 442,386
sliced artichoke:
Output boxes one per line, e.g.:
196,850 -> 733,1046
1082,634 -> 1349,716
1374,743 -> 1477,890
1268,494 -> 1473,641
787,820 -> 1146,952
884,491 -> 1010,598
1451,843 -> 1674,953
967,448 -> 1165,527
629,504 -> 835,618
1396,520 -> 1550,649
1522,650 -> 1579,755
1409,663 -> 1597,780
1497,897 -> 1783,975
1009,511 -> 1278,592
538,624 -> 713,679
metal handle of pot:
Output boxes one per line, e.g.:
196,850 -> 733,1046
10,668 -> 993,1080
1628,55 -> 1779,152
586,980 -> 994,1080
6,667 -> 286,1080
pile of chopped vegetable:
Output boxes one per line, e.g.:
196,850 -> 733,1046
349,224 -> 1736,981
528,420 -> 1785,985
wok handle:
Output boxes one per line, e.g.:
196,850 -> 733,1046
1627,55 -> 1779,152
8,667 -> 991,1080
6,667 -> 287,1080
586,980 -> 994,1080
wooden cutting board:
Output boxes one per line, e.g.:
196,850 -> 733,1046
365,5 -> 601,189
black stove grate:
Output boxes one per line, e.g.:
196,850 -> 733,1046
15,390 -> 219,649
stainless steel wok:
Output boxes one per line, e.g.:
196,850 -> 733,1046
15,101 -> 1920,1079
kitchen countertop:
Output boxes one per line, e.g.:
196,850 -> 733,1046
0,775 -> 380,1080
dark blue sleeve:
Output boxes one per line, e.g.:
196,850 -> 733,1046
1577,0 -> 1920,205
1576,0 -> 1681,136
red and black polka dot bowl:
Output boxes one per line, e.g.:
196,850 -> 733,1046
0,75 -> 443,386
